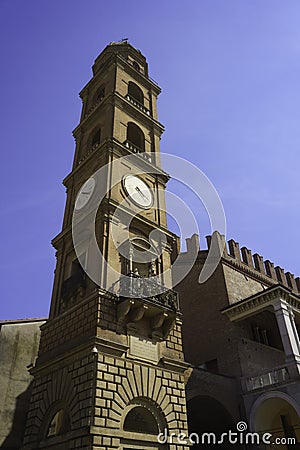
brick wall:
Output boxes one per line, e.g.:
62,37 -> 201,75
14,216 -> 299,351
39,293 -> 118,361
22,343 -> 189,449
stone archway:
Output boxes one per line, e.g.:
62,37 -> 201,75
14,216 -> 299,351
187,395 -> 236,449
250,392 -> 300,449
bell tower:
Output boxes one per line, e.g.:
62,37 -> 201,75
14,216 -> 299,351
22,41 -> 190,450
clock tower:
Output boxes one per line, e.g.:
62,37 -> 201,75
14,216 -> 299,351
22,41 -> 190,450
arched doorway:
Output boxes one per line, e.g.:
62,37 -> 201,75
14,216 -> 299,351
252,395 -> 300,449
187,395 -> 237,449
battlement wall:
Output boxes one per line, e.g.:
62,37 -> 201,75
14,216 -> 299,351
183,232 -> 300,294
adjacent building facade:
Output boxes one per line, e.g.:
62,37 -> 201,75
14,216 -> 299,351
177,233 -> 300,448
0,42 -> 299,450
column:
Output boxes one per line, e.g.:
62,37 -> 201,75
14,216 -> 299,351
273,300 -> 300,375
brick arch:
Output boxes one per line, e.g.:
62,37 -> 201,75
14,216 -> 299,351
249,390 -> 300,432
35,367 -> 80,439
187,394 -> 236,440
120,397 -> 168,434
187,388 -> 237,420
109,365 -> 176,431
38,400 -> 71,439
186,371 -> 240,424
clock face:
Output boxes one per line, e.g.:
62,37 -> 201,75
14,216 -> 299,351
75,177 -> 96,210
123,175 -> 153,209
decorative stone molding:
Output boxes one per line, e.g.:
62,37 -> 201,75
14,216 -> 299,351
222,285 -> 300,322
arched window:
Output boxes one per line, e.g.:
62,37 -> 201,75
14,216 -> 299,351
94,86 -> 105,104
91,128 -> 101,149
126,122 -> 144,151
124,406 -> 159,435
132,61 -> 140,71
128,82 -> 144,105
46,408 -> 71,437
121,400 -> 168,450
118,236 -> 158,278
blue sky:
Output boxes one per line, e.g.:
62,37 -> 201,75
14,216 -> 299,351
1,1 -> 300,319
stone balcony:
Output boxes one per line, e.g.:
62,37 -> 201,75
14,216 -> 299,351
123,140 -> 153,163
125,94 -> 151,116
241,361 -> 300,393
116,274 -> 180,341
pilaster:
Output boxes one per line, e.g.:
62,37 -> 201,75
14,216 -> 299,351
273,300 -> 300,375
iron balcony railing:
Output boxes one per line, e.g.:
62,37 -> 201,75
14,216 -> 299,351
118,273 -> 179,311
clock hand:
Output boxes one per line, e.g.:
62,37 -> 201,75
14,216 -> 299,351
135,186 -> 147,199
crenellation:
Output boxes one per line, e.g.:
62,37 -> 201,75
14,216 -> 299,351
275,266 -> 287,286
285,272 -> 297,291
253,253 -> 265,273
205,234 -> 212,249
205,232 -> 227,256
186,233 -> 200,254
264,260 -> 276,279
228,239 -> 241,261
202,234 -> 299,294
241,246 -> 254,267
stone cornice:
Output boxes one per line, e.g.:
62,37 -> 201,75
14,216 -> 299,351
63,138 -> 169,187
30,337 -> 96,375
0,317 -> 47,325
72,92 -> 112,136
41,290 -> 117,331
160,357 -> 191,373
29,336 -> 127,376
221,254 -> 274,287
114,91 -> 165,133
104,198 -> 177,241
79,53 -> 114,98
178,246 -> 296,293
222,285 -> 300,321
73,90 -> 164,138
106,142 -> 170,181
79,51 -> 161,101
115,53 -> 161,94
94,337 -> 128,356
